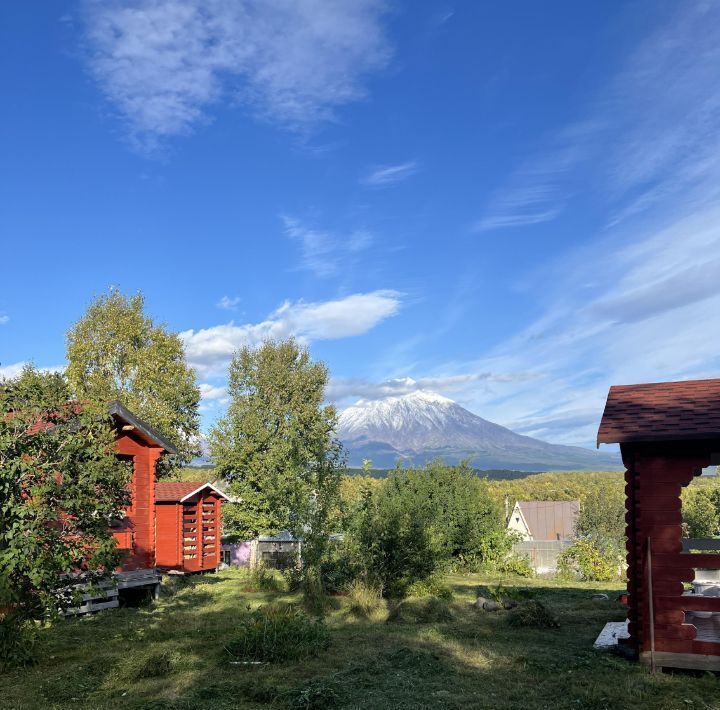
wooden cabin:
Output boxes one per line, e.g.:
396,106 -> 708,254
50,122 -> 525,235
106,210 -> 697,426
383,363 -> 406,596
598,378 -> 720,671
155,482 -> 228,572
108,401 -> 226,575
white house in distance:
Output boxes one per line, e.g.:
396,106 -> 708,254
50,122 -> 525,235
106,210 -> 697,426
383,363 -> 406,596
507,500 -> 580,541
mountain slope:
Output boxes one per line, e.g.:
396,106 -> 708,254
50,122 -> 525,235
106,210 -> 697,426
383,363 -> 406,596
337,390 -> 620,471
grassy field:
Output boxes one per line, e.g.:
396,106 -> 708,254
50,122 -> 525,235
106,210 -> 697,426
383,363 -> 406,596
3,570 -> 719,710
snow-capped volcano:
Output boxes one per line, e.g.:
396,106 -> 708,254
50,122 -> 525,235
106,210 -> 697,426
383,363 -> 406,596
337,390 -> 620,471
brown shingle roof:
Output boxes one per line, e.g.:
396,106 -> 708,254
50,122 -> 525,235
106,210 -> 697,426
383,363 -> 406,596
517,501 -> 579,540
597,378 -> 720,445
155,481 -> 228,502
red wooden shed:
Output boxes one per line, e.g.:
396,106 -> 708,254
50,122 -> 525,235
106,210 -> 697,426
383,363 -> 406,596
155,481 -> 229,572
598,378 -> 720,671
107,401 -> 227,575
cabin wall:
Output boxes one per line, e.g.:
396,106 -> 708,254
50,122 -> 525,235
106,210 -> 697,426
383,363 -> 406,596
114,433 -> 163,571
155,503 -> 182,569
623,445 -> 719,657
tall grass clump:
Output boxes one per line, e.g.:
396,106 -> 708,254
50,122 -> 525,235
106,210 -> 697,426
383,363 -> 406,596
507,600 -> 559,629
237,564 -> 285,593
347,580 -> 383,618
224,603 -> 330,663
386,596 -> 454,624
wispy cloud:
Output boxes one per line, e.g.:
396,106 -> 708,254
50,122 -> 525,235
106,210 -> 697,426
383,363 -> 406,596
283,216 -> 373,278
361,161 -> 419,187
0,314 -> 8,325
216,295 -> 240,311
473,139 -> 586,232
328,372 -> 534,404
82,0 -> 391,148
181,290 -> 402,377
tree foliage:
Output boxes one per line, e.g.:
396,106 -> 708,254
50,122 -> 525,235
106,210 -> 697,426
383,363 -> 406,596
65,288 -> 200,469
682,483 -> 720,538
0,366 -> 130,627
342,462 -> 511,597
210,339 -> 345,543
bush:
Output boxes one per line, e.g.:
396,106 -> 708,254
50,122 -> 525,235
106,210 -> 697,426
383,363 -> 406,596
507,600 -> 559,629
496,554 -> 535,578
386,597 -> 454,624
0,611 -> 36,671
557,539 -> 620,582
237,565 -> 285,593
406,574 -> 453,600
224,603 -> 330,663
346,581 -> 383,618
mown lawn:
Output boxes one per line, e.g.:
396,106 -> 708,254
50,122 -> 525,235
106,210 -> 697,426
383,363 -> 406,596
3,570 -> 719,710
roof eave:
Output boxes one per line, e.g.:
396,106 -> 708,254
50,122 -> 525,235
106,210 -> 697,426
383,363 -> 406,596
108,400 -> 179,455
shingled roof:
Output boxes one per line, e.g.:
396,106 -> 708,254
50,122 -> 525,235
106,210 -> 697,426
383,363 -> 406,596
155,481 -> 228,503
597,378 -> 720,445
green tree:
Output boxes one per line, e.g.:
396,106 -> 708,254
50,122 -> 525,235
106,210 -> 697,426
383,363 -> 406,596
0,366 -> 130,665
343,462 -> 511,597
209,339 -> 345,546
682,487 -> 720,538
65,288 -> 200,469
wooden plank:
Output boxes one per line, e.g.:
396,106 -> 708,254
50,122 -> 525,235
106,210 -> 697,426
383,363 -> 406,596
655,596 -> 720,612
653,553 -> 720,569
641,651 -> 720,671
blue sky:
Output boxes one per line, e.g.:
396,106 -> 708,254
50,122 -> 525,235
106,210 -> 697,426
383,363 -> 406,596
2,1 -> 720,449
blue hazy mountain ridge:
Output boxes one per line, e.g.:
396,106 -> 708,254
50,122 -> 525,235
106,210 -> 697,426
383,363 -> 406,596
336,390 -> 621,471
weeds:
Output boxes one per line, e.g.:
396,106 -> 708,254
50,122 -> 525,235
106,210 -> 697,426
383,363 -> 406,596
346,580 -> 383,618
507,600 -> 560,629
224,603 -> 330,662
407,574 -> 453,600
386,596 -> 454,624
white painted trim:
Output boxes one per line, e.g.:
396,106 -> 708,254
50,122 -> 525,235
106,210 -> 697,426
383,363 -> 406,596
179,482 -> 230,502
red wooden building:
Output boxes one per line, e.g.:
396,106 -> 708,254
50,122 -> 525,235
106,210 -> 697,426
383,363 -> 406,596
155,481 -> 228,572
598,379 -> 720,671
108,401 -> 227,575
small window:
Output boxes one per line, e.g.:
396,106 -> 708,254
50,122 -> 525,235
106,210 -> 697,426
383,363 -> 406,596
221,549 -> 232,566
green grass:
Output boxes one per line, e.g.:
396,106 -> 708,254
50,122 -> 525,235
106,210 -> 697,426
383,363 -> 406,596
3,569 -> 719,709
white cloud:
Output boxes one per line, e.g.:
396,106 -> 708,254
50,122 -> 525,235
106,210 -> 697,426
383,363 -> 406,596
82,0 -> 391,146
361,161 -> 419,187
216,295 -> 241,311
199,382 -> 227,401
0,362 -> 65,380
283,216 -> 373,278
328,373 -> 534,404
0,314 -> 8,325
182,290 -> 402,377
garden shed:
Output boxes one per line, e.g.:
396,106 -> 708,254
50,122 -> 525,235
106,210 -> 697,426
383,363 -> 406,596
598,378 -> 720,671
155,482 -> 229,573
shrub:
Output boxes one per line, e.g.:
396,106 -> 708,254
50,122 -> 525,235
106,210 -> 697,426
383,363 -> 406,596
407,574 -> 453,600
238,565 -> 285,593
346,581 -> 383,618
224,603 -> 330,663
557,539 -> 620,582
507,600 -> 559,629
496,553 -> 535,578
0,611 -> 36,671
386,597 -> 454,624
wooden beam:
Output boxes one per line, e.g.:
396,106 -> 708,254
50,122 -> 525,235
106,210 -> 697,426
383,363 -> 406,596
640,651 -> 720,672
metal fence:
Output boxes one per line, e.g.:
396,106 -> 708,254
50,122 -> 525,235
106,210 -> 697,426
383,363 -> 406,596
512,540 -> 572,574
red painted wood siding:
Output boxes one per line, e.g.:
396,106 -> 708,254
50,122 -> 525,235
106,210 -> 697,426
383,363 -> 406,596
623,447 -> 720,657
155,491 -> 224,572
114,432 -> 163,571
